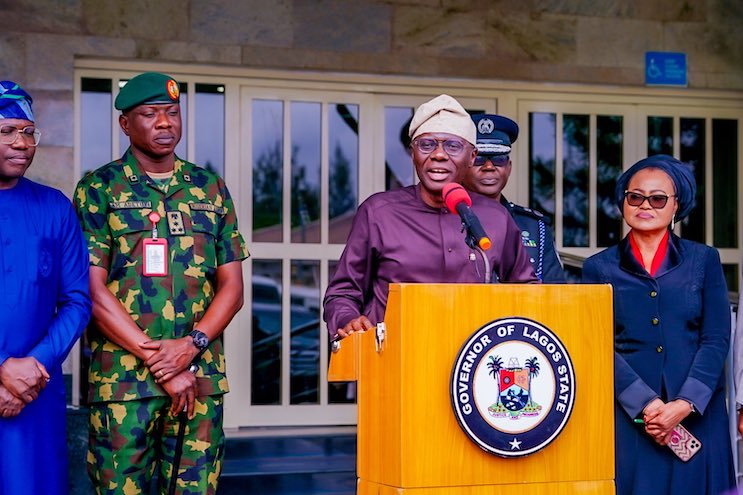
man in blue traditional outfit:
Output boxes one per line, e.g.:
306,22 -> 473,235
0,80 -> 91,494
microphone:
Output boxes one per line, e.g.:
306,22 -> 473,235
442,183 -> 492,251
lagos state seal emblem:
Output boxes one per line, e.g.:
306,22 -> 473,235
450,317 -> 576,457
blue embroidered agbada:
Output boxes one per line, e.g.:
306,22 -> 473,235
0,178 -> 91,495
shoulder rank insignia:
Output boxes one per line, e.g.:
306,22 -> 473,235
167,211 -> 185,235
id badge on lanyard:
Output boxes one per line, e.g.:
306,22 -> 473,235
143,211 -> 168,276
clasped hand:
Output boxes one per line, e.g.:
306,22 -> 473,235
160,370 -> 198,419
139,338 -> 200,419
0,384 -> 25,417
643,398 -> 692,445
140,337 -> 198,384
0,356 -> 49,404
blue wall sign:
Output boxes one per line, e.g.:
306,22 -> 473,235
645,52 -> 687,86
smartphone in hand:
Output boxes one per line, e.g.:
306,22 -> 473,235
667,423 -> 701,462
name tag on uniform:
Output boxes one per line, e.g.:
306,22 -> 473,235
190,203 -> 226,215
143,238 -> 168,276
109,201 -> 152,209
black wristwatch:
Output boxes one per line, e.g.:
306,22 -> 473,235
189,329 -> 209,352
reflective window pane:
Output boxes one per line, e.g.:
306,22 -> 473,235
174,83 -> 188,159
529,113 -> 557,221
563,114 -> 590,247
290,260 -> 321,404
596,115 -> 623,247
680,118 -> 705,243
81,78 -> 112,174
713,119 -> 738,248
195,83 -> 224,177
723,264 -> 739,293
291,102 -> 321,244
385,107 -> 415,191
648,116 -> 673,156
251,260 -> 283,405
329,104 -> 360,243
252,100 -> 284,242
117,80 -> 129,157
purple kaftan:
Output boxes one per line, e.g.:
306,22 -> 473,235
323,184 -> 536,337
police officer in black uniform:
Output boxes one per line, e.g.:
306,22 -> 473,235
465,114 -> 565,282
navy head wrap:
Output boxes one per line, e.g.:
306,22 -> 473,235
0,81 -> 34,122
615,154 -> 696,221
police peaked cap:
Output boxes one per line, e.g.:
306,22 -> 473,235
472,114 -> 519,156
114,72 -> 180,111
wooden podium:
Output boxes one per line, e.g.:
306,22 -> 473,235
329,283 -> 614,494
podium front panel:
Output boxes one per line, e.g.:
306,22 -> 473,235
356,283 -> 614,489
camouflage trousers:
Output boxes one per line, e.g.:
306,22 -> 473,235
87,395 -> 224,495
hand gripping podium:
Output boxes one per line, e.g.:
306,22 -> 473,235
329,283 -> 614,494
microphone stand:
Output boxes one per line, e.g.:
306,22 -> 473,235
464,233 -> 492,284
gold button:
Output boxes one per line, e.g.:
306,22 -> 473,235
651,317 -> 659,325
657,346 -> 663,353
650,291 -> 657,298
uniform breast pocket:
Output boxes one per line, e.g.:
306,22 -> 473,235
108,211 -> 149,279
189,209 -> 221,275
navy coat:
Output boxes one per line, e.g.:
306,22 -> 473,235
583,233 -> 735,495
501,196 -> 565,283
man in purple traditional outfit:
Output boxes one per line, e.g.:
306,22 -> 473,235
323,94 -> 536,339
0,80 -> 91,494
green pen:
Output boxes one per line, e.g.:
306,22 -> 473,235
634,418 -> 645,424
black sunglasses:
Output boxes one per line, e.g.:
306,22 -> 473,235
624,191 -> 675,209
474,154 -> 509,167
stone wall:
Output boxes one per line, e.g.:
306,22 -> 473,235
1,0 -> 742,194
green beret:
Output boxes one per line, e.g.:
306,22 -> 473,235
114,72 -> 180,111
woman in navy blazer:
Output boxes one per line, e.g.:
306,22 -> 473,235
582,155 -> 735,495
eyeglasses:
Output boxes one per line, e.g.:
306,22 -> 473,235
474,154 -> 510,167
624,191 -> 675,209
413,138 -> 469,156
0,125 -> 41,147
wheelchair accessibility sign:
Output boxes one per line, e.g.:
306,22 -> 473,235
646,52 -> 687,86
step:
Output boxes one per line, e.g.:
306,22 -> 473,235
218,472 -> 357,495
219,434 -> 357,494
222,435 -> 356,477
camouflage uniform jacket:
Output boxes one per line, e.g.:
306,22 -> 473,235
74,149 -> 249,403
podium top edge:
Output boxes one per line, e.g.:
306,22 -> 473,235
388,283 -> 612,289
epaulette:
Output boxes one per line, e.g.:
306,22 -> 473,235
507,202 -> 550,222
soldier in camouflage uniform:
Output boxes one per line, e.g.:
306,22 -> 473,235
74,72 -> 249,495
465,114 -> 565,283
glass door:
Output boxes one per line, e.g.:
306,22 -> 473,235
227,90 -> 495,427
